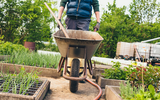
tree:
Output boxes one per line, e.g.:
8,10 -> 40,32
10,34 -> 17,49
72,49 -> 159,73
0,0 -> 58,44
129,0 -> 159,23
0,0 -> 22,42
93,0 -> 134,57
18,0 -> 58,43
91,0 -> 160,58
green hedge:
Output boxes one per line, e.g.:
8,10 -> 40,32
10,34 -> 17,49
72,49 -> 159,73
0,42 -> 28,55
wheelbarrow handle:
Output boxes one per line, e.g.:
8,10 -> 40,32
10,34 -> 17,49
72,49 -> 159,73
44,2 -> 69,38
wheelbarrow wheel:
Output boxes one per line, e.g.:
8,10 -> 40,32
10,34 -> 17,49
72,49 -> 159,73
69,58 -> 80,93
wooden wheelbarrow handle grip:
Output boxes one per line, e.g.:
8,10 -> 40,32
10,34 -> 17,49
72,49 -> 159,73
44,2 -> 69,38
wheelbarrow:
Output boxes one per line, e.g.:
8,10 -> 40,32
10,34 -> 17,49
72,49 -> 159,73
54,29 -> 103,92
44,3 -> 103,93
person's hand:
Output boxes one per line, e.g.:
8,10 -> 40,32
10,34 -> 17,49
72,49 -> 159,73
57,19 -> 63,29
94,22 -> 100,31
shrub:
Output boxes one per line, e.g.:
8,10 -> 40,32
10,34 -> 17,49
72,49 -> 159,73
0,41 -> 28,55
101,61 -> 127,80
36,43 -> 59,52
124,65 -> 160,91
35,42 -> 45,51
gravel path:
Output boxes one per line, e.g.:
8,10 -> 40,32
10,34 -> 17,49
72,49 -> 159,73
41,77 -> 100,100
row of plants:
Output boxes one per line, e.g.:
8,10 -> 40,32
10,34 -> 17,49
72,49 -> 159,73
101,61 -> 160,99
0,67 -> 40,95
0,39 -> 60,69
4,50 -> 60,69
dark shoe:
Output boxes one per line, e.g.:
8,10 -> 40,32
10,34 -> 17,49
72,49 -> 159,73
79,80 -> 85,83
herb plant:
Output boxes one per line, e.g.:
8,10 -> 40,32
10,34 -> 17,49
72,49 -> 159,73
101,61 -> 127,80
120,81 -> 160,100
120,81 -> 139,99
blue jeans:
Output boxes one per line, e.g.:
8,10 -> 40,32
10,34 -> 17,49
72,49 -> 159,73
65,17 -> 91,31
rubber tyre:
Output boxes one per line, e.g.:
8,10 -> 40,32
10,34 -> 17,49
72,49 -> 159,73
69,58 -> 80,93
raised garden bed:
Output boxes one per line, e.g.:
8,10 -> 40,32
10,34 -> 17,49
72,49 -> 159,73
97,76 -> 126,88
105,85 -> 122,100
86,63 -> 112,79
92,64 -> 112,79
0,78 -> 50,100
0,63 -> 61,78
0,55 -> 10,61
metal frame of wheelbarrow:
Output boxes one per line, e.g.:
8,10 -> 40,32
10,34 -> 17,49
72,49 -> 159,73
54,29 -> 103,82
57,45 -> 93,81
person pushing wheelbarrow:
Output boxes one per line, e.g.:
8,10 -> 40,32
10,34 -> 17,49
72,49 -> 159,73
57,0 -> 100,83
44,0 -> 103,96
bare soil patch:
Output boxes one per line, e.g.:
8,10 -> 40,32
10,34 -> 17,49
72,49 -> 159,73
42,77 -> 99,100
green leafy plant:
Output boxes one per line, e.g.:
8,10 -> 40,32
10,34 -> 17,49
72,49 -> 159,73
124,65 -> 160,91
120,81 -> 139,99
0,42 -> 29,55
101,61 -> 127,80
120,81 -> 160,100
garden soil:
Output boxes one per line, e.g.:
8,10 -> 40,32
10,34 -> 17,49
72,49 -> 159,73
41,77 -> 103,100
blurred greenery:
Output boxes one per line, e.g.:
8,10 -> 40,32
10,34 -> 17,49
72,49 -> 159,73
0,41 -> 29,55
0,0 -> 160,58
89,0 -> 160,58
0,0 -> 58,44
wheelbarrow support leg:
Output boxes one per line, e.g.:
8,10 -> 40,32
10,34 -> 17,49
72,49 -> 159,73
87,59 -> 93,75
57,57 -> 65,73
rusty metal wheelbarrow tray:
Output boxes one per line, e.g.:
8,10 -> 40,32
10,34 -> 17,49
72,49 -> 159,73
53,29 -> 103,60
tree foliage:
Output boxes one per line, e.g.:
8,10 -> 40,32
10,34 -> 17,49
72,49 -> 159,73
0,0 -> 22,42
0,0 -> 58,44
1,0 -> 160,58
129,0 -> 159,23
91,0 -> 160,58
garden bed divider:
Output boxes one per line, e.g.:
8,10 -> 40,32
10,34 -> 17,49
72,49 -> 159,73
105,85 -> 123,100
97,76 -> 126,88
